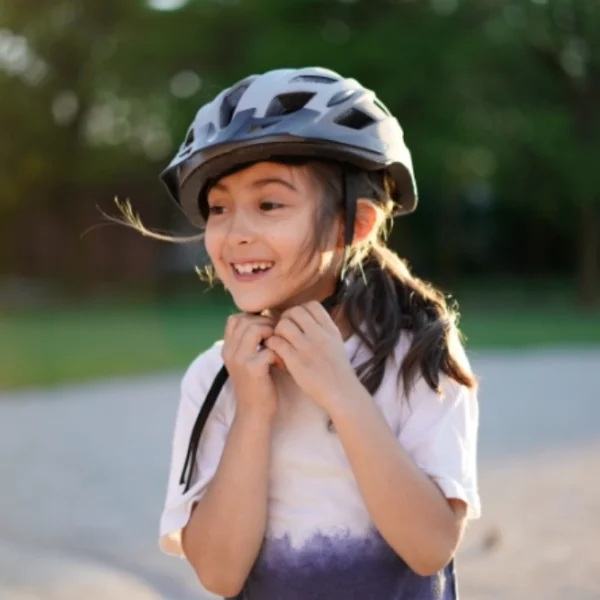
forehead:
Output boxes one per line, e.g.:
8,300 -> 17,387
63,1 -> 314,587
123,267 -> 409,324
211,161 -> 315,193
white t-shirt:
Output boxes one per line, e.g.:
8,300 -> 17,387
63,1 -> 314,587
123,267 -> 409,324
160,331 -> 480,600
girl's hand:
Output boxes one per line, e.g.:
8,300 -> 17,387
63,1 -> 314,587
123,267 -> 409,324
264,302 -> 359,411
222,314 -> 279,420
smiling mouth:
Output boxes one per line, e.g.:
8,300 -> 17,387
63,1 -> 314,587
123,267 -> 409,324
231,261 -> 275,276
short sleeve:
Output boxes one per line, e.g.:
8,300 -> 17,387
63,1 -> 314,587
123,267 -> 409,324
398,375 -> 481,520
159,342 -> 234,557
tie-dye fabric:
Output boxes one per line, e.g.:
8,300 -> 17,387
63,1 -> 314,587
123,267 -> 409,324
160,332 -> 480,600
227,531 -> 457,600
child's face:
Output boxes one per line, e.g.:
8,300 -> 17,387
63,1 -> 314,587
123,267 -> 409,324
204,161 -> 340,314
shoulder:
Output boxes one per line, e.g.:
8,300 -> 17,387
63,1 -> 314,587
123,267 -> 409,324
399,368 -> 478,436
385,332 -> 477,428
180,339 -> 225,408
391,330 -> 413,368
392,331 -> 475,395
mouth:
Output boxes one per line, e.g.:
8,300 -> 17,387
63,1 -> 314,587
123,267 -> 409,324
230,261 -> 275,282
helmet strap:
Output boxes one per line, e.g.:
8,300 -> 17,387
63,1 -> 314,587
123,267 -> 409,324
321,169 -> 358,311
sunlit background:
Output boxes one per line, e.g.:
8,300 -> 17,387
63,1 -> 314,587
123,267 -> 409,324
1,1 -> 599,599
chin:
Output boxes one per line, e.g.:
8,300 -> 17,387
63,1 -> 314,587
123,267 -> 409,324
231,293 -> 286,315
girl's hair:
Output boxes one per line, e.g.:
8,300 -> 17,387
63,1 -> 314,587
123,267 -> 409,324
112,159 -> 476,398
304,160 -> 477,397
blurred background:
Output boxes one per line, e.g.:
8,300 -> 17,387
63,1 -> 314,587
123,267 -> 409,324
1,0 -> 600,386
1,1 -> 599,599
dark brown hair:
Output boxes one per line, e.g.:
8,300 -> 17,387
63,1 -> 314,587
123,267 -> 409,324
305,160 -> 477,398
112,158 -> 476,398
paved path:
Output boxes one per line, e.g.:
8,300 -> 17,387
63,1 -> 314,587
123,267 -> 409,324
1,347 -> 598,599
0,540 -> 164,600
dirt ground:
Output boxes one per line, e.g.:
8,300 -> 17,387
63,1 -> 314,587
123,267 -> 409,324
1,347 -> 598,599
459,441 -> 600,600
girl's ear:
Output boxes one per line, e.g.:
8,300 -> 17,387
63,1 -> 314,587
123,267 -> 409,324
335,199 -> 378,249
353,198 -> 378,244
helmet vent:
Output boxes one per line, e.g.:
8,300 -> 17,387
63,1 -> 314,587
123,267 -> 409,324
183,127 -> 195,147
327,88 -> 357,107
205,122 -> 217,142
291,74 -> 338,84
220,83 -> 251,128
374,98 -> 391,116
334,108 -> 376,130
265,92 -> 315,117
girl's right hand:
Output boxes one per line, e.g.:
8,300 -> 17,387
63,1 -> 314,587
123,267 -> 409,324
222,314 -> 279,419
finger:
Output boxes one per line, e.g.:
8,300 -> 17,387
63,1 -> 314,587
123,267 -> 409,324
237,322 -> 275,359
281,305 -> 320,335
303,300 -> 335,329
229,314 -> 274,352
222,314 -> 241,362
246,347 -> 278,371
264,335 -> 296,366
273,353 -> 286,371
257,338 -> 285,370
224,314 -> 242,341
274,315 -> 306,349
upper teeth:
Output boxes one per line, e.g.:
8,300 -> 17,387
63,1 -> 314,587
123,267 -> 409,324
233,262 -> 273,274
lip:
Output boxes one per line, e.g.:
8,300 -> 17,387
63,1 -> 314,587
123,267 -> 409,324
229,259 -> 273,265
229,261 -> 274,283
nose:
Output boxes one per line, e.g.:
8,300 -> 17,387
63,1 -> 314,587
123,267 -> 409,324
225,209 -> 256,245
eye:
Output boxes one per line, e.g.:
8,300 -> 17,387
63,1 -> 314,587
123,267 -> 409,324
260,200 -> 283,212
207,205 -> 226,216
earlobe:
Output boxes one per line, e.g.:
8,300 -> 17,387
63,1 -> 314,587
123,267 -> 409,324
353,199 -> 378,244
335,199 -> 378,249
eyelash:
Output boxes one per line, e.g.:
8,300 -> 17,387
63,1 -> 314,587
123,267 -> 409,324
207,200 -> 283,215
259,201 -> 283,211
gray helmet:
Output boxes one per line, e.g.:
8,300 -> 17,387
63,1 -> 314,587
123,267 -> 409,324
161,66 -> 417,227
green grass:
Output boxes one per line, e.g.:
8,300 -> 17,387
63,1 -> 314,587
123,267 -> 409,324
460,310 -> 600,348
1,298 -> 235,390
1,297 -> 599,390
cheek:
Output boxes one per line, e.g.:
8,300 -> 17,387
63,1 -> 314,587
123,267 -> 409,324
280,235 -> 326,280
273,221 -> 329,275
203,226 -> 223,267
270,229 -> 310,268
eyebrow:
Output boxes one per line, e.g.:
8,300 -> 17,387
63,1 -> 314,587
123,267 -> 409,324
212,177 -> 298,193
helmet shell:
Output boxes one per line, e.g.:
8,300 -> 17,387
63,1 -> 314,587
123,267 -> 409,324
161,67 -> 417,226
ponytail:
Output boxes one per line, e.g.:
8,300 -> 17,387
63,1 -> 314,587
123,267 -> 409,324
342,244 -> 476,398
302,159 -> 476,398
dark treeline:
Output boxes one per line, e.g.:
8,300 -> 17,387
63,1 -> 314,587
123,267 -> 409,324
1,0 -> 598,304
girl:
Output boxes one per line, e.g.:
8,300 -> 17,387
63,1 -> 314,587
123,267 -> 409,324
147,67 -> 480,599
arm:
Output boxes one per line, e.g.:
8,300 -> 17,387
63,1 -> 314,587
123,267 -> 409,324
182,410 -> 275,597
264,302 -> 478,577
182,313 -> 280,597
328,381 -> 468,577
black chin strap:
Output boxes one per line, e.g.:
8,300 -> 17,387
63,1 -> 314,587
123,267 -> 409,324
179,171 -> 359,493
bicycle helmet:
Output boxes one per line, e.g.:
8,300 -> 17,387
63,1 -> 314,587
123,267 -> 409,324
161,66 -> 417,227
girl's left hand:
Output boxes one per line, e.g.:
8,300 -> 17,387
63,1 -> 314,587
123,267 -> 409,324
264,301 -> 360,411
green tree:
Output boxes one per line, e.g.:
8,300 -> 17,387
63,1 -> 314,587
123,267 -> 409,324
1,0 -> 597,305
474,0 -> 600,304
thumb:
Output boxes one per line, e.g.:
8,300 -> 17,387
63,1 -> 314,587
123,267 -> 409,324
248,347 -> 278,371
273,353 -> 286,371
264,336 -> 287,371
